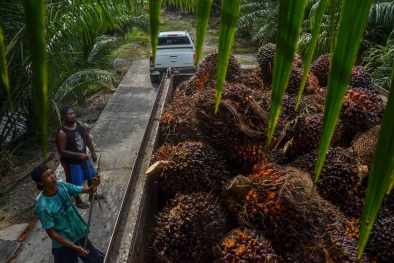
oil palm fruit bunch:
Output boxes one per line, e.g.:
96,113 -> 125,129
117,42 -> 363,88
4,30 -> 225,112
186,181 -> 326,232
327,229 -> 369,262
256,43 -> 303,85
286,67 -> 320,95
160,90 -> 199,145
177,75 -> 197,96
348,65 -> 375,92
291,147 -> 366,218
151,192 -> 228,263
365,209 -> 394,262
152,141 -> 230,196
195,53 -> 241,91
217,228 -> 278,263
237,164 -> 342,248
351,125 -> 380,168
340,89 -> 384,137
281,114 -> 326,158
309,53 -> 330,87
276,245 -> 326,263
241,69 -> 266,91
194,82 -> 268,165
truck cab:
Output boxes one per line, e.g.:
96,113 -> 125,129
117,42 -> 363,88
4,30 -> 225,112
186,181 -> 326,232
149,31 -> 196,83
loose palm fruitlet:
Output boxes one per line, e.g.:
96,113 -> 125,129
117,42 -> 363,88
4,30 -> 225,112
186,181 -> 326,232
150,192 -> 228,263
348,66 -> 375,92
195,52 -> 241,91
151,141 -> 230,196
256,43 -> 303,85
340,89 -> 384,137
160,89 -> 199,145
310,53 -> 330,87
351,125 -> 380,168
291,147 -> 366,218
366,209 -> 394,263
217,228 -> 278,263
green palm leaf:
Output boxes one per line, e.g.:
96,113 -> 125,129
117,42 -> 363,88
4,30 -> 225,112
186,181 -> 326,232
22,0 -> 48,166
214,0 -> 242,113
358,63 -> 394,257
149,0 -> 161,61
0,25 -> 10,93
195,0 -> 213,65
296,0 -> 328,109
266,0 -> 306,147
314,0 -> 374,181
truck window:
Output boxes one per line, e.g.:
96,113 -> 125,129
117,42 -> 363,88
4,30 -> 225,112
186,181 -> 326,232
158,36 -> 191,45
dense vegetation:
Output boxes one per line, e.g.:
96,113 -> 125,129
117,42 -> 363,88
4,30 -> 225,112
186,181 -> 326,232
0,0 -> 149,174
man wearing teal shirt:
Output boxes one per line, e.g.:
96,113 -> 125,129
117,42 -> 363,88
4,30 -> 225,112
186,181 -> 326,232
31,164 -> 105,263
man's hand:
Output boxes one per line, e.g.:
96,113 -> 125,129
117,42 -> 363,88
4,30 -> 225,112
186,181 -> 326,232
78,153 -> 88,161
91,152 -> 97,162
75,245 -> 90,257
92,176 -> 100,187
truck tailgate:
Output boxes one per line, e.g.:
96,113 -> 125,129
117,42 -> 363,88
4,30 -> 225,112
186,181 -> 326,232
154,48 -> 194,69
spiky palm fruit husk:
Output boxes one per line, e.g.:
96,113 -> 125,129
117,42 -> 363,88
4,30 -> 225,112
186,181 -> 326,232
160,90 -> 200,145
151,141 -> 230,196
349,65 -> 375,92
365,209 -> 394,262
228,164 -> 346,249
327,229 -> 369,263
217,228 -> 278,263
194,82 -> 269,165
256,43 -> 303,85
310,53 -> 330,87
291,147 -> 366,218
286,67 -> 320,95
150,192 -> 228,263
195,53 -> 241,91
351,125 -> 380,168
340,89 -> 384,137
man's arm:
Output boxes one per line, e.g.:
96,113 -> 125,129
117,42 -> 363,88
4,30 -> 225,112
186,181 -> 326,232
56,129 -> 88,161
45,228 -> 90,255
79,121 -> 97,162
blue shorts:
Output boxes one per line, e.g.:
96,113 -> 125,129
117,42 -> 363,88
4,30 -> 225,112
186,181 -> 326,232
69,160 -> 97,186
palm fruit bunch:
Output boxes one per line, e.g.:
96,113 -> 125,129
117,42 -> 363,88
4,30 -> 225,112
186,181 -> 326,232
281,114 -> 324,158
151,141 -> 230,196
365,209 -> 394,262
150,192 -> 228,263
177,75 -> 197,96
326,229 -> 369,262
241,69 -> 266,91
286,67 -> 320,95
310,53 -> 330,87
291,147 -> 366,218
195,52 -> 241,91
276,244 -> 327,263
340,89 -> 384,137
194,82 -> 268,165
351,125 -> 380,168
348,65 -> 375,92
160,89 -> 199,145
217,228 -> 278,263
256,43 -> 303,85
233,164 -> 343,249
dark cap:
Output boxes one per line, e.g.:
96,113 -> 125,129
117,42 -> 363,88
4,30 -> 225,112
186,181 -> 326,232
60,106 -> 72,116
31,164 -> 46,190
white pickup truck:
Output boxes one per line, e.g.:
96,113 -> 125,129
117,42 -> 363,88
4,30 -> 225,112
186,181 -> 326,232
149,31 -> 196,83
